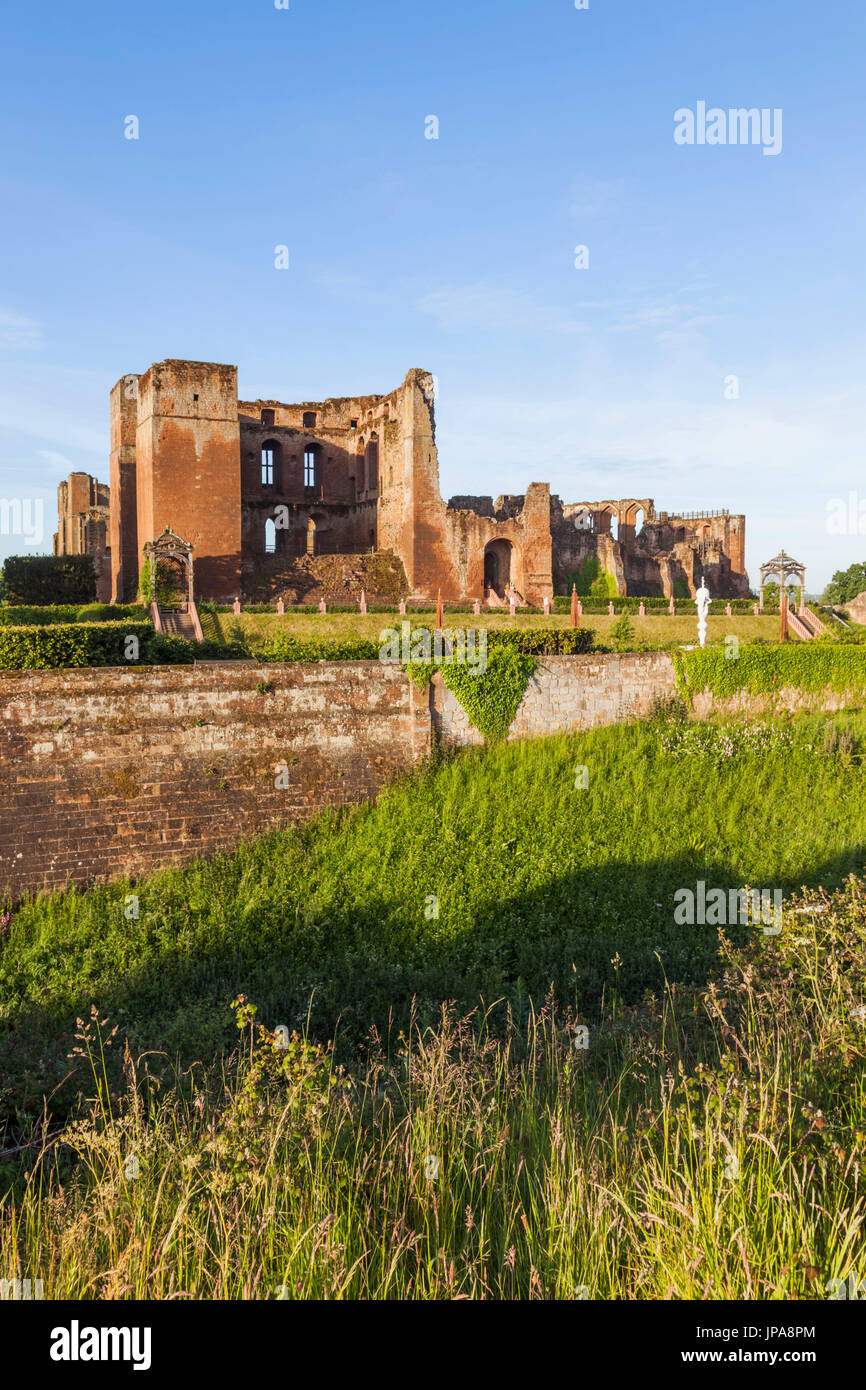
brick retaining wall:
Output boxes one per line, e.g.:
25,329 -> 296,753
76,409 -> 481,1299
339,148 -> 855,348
0,653 -> 852,898
0,662 -> 428,899
431,652 -> 678,746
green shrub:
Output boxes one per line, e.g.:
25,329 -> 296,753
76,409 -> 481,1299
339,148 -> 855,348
261,634 -> 381,663
2,555 -> 96,605
485,626 -> 595,656
611,611 -> 635,644
0,605 -> 81,626
76,603 -> 147,623
0,622 -> 153,670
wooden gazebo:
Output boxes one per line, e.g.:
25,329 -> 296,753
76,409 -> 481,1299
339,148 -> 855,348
759,549 -> 805,611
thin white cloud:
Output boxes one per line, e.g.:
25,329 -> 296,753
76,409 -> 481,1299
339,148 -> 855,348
38,450 -> 75,472
0,310 -> 41,350
418,285 -> 586,336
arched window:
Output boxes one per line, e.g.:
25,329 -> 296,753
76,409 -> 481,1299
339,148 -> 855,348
303,411 -> 317,429
304,445 -> 320,488
634,508 -> 644,535
261,440 -> 281,488
265,517 -> 276,554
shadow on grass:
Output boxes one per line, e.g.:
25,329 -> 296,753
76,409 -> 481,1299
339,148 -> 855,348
1,841 -> 864,1127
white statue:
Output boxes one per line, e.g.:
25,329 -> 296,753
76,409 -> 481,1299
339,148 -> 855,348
695,577 -> 711,648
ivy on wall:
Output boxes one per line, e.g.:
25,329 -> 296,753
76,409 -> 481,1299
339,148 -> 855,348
565,555 -> 618,598
406,644 -> 537,743
675,644 -> 866,705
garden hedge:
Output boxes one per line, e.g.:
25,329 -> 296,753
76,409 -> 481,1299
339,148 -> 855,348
2,555 -> 97,605
0,623 -> 154,670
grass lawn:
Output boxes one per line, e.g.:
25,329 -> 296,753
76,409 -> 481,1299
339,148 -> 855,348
214,608 -> 784,650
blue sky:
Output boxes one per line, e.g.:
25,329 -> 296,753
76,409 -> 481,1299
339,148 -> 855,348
1,0 -> 864,589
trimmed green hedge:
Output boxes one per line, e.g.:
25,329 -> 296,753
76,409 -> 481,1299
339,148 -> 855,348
2,555 -> 97,605
0,603 -> 147,627
0,623 -> 154,670
261,634 -> 381,662
552,595 -> 771,615
484,627 -> 595,655
0,605 -> 81,626
675,643 -> 866,703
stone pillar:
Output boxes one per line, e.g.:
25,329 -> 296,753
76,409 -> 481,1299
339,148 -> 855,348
608,601 -> 615,616
233,597 -> 241,615
725,602 -> 732,617
669,595 -> 675,616
318,598 -> 327,614
509,600 -> 516,616
759,584 -> 765,611
638,602 -> 646,617
577,599 -> 583,618
359,589 -> 367,615
753,602 -> 759,616
472,598 -> 481,616
276,598 -> 285,615
399,598 -> 407,615
542,595 -> 550,616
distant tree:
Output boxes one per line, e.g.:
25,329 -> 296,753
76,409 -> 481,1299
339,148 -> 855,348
763,581 -> 780,606
823,562 -> 866,606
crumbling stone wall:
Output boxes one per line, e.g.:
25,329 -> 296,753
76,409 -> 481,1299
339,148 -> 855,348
104,358 -> 749,606
53,472 -> 109,560
551,497 -> 748,599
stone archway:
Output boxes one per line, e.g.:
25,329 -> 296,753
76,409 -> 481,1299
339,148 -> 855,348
143,527 -> 194,607
483,538 -> 514,598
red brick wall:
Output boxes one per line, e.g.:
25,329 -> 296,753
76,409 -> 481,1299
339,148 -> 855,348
135,361 -> 242,601
110,378 -> 140,602
0,662 -> 429,899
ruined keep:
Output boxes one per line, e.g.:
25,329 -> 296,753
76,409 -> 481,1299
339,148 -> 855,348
52,471 -> 112,602
53,472 -> 109,558
104,359 -> 748,605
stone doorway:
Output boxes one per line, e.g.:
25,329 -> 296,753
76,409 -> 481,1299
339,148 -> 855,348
483,538 -> 513,598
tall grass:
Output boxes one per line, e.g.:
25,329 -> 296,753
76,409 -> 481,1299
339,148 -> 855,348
1,876 -> 863,1299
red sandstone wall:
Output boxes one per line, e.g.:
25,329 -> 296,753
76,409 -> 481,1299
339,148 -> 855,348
110,378 -> 140,602
135,361 -> 242,601
0,662 -> 429,899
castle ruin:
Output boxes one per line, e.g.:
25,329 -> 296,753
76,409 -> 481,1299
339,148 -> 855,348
66,359 -> 748,605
